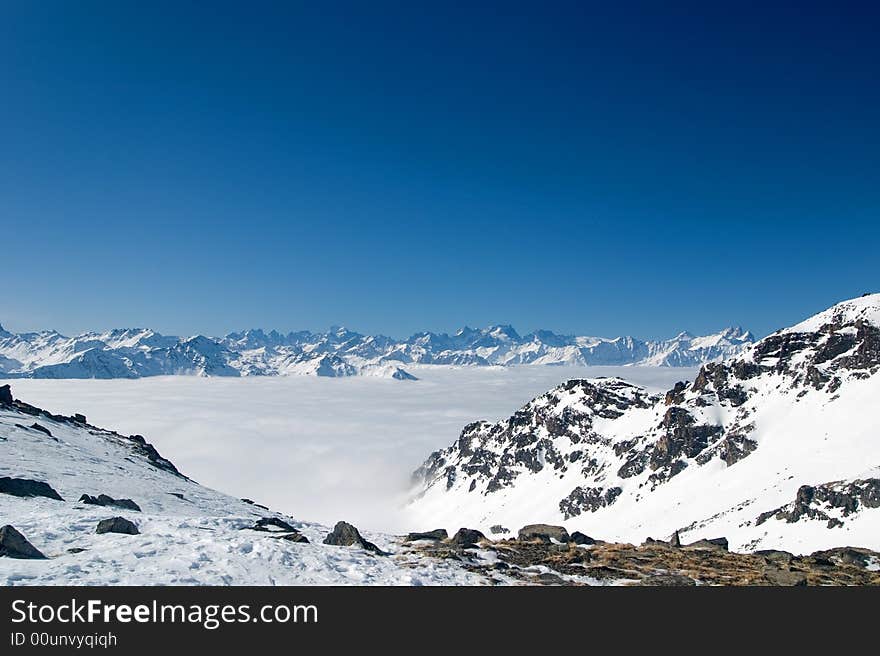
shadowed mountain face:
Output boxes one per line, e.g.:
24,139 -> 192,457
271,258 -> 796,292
0,322 -> 754,379
408,294 -> 880,554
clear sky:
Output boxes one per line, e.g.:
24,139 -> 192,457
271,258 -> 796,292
2,2 -> 878,339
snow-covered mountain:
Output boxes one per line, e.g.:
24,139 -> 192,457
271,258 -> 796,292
408,294 -> 880,554
0,320 -> 753,379
0,385 -> 488,584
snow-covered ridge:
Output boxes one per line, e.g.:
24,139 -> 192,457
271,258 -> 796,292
0,320 -> 754,379
0,385 -> 488,585
407,293 -> 880,554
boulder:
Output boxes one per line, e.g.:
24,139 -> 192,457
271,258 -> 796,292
755,549 -> 795,565
323,521 -> 384,554
0,477 -> 64,501
0,525 -> 46,559
277,532 -> 309,544
30,423 -> 53,437
79,494 -> 141,512
670,530 -> 681,547
640,574 -> 696,586
570,531 -> 596,546
96,517 -> 139,535
0,384 -> 12,405
762,567 -> 807,586
685,537 -> 728,551
517,524 -> 570,543
450,528 -> 486,547
251,517 -> 297,532
405,529 -> 448,542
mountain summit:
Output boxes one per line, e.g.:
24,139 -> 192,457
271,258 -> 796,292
408,294 -> 880,553
0,322 -> 754,379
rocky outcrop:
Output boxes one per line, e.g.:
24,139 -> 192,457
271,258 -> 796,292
0,477 -> 64,501
450,528 -> 486,547
406,535 -> 880,586
0,384 -> 12,405
95,517 -> 139,535
323,521 -> 384,554
410,294 -> 880,542
404,529 -> 448,542
79,494 -> 141,512
0,525 -> 46,559
518,524 -> 570,543
757,479 -> 880,529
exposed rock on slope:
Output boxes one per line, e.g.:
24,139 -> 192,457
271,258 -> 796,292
408,294 -> 880,554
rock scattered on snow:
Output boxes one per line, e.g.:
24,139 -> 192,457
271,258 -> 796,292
0,525 -> 46,559
95,517 -> 139,535
405,529 -> 448,542
0,477 -> 64,501
323,521 -> 384,554
450,528 -> 485,547
79,494 -> 141,512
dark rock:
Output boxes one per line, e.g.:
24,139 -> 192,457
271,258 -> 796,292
517,524 -> 570,543
0,525 -> 46,559
241,498 -> 269,510
0,384 -> 12,405
168,493 -> 186,500
323,521 -> 384,554
685,537 -> 728,551
95,517 -> 139,535
813,547 -> 871,568
664,381 -> 688,405
762,567 -> 807,586
535,572 -> 565,585
73,413 -> 87,423
570,531 -> 596,546
79,494 -> 141,512
640,574 -> 696,586
670,530 -> 681,547
755,549 -> 794,565
756,478 -> 880,527
0,477 -> 64,501
250,517 -> 298,532
489,525 -> 509,535
559,485 -> 622,519
67,547 -> 87,554
277,532 -> 309,543
405,529 -> 448,542
29,423 -> 52,437
450,528 -> 486,547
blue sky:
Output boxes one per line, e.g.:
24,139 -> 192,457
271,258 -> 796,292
2,2 -> 878,339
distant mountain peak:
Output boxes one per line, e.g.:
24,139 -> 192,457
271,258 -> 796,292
0,316 -> 761,379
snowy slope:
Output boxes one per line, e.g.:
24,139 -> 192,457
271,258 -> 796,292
0,320 -> 753,379
407,294 -> 880,554
0,388 -> 487,585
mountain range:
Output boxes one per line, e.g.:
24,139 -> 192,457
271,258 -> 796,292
0,322 -> 754,379
408,293 -> 880,554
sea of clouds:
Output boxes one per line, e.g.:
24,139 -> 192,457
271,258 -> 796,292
3,365 -> 696,532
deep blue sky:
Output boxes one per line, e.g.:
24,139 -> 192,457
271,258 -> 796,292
2,2 -> 878,339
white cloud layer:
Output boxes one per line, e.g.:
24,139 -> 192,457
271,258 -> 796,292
2,365 -> 695,532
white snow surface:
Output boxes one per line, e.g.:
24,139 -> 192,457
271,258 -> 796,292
0,405 -> 490,586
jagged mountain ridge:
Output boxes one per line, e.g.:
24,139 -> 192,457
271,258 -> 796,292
408,294 -> 880,553
0,321 -> 753,379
